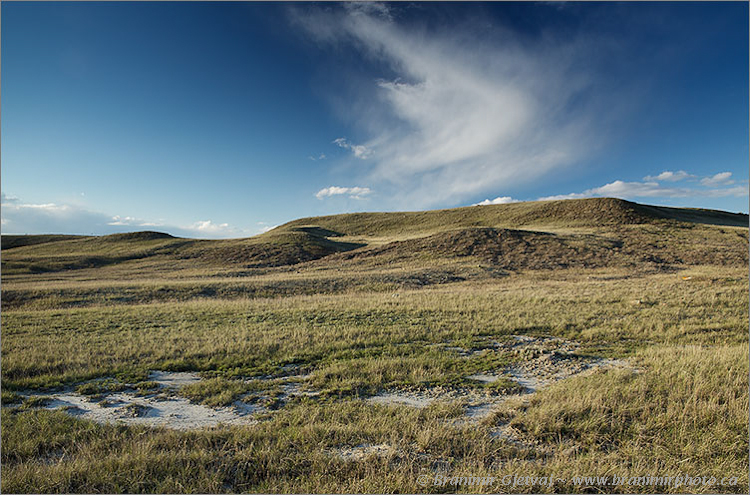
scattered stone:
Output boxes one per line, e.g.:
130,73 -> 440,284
119,403 -> 151,418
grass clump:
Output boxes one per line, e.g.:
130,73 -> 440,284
22,396 -> 52,409
1,389 -> 23,405
75,380 -> 125,396
132,381 -> 159,391
481,377 -> 525,394
179,377 -> 251,407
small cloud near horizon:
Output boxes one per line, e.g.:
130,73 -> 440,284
537,171 -> 747,202
473,196 -> 519,206
315,185 -> 372,200
700,172 -> 734,187
643,170 -> 694,182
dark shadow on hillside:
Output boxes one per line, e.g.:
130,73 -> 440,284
637,204 -> 749,227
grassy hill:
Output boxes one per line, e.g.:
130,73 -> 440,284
1,234 -> 87,250
278,197 -> 749,237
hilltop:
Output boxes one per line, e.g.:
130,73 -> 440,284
278,197 -> 749,236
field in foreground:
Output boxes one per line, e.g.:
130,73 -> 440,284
1,198 -> 748,493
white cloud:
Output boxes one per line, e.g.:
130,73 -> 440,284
345,1 -> 393,21
538,175 -> 747,202
473,196 -> 519,206
1,193 -> 20,204
308,153 -> 326,161
189,220 -> 232,235
537,192 -> 589,202
589,180 -> 689,198
315,185 -> 372,200
703,185 -> 747,197
643,170 -> 693,182
256,221 -> 278,234
1,198 -> 111,235
700,171 -> 734,187
1,194 -> 252,239
109,215 -> 147,226
294,4 -> 618,208
333,138 -> 373,159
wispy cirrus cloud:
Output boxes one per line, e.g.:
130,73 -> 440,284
293,2 -> 624,208
1,194 -> 254,238
315,185 -> 372,200
333,138 -> 372,159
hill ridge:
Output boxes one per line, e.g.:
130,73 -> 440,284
2,198 -> 747,275
277,197 -> 748,238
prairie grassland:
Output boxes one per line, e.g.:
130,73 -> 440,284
1,199 -> 748,493
2,264 -> 747,492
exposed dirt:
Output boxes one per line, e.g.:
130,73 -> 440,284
149,370 -> 202,388
367,335 -> 635,426
12,371 -> 263,430
332,335 -> 637,461
11,337 -> 635,437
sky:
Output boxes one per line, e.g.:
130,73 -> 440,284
2,1 -> 748,238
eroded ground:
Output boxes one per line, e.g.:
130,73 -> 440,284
10,335 -> 635,448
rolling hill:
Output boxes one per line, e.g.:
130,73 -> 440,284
1,198 -> 747,279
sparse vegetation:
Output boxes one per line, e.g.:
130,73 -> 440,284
179,378 -> 253,407
75,380 -> 126,396
1,198 -> 747,493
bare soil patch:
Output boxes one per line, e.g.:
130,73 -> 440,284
12,371 -> 264,430
368,335 -> 634,425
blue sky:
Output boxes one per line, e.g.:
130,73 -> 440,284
2,1 -> 748,238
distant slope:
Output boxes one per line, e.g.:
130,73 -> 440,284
1,232 -> 188,274
1,227 -> 364,275
637,204 -> 749,227
181,227 -> 364,267
278,198 -> 748,237
1,234 -> 88,250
